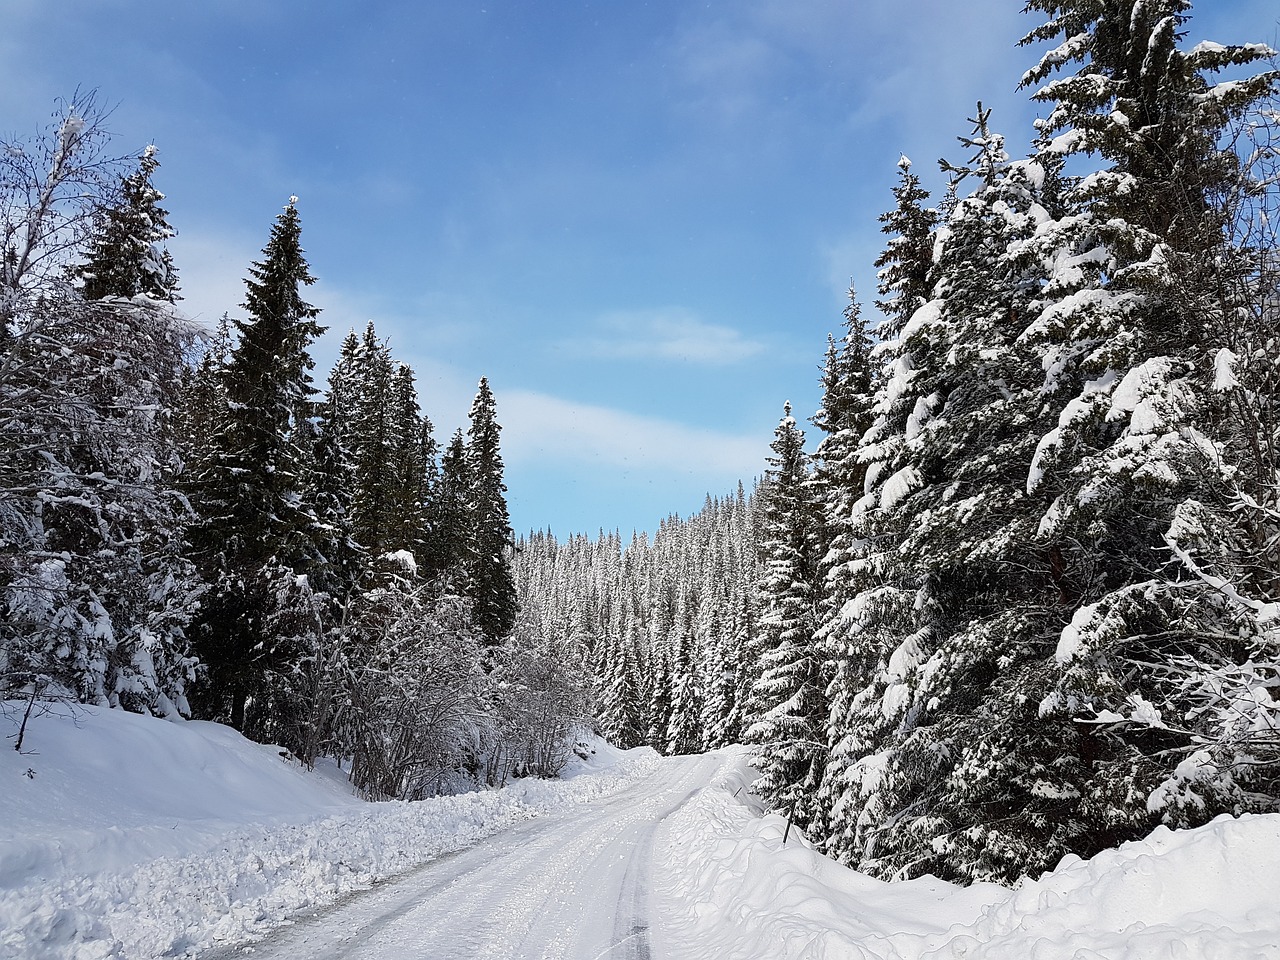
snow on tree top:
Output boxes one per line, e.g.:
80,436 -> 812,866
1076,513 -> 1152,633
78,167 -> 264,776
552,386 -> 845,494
1212,348 -> 1240,392
59,115 -> 85,142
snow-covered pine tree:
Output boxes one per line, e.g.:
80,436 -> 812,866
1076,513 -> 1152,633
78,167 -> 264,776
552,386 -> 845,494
665,596 -> 704,755
311,329 -> 365,600
76,145 -> 179,303
318,325 -> 436,585
598,620 -> 646,748
808,289 -> 877,854
645,652 -> 674,750
348,322 -> 397,558
746,403 -> 825,829
858,108 -> 1076,883
1014,0 -> 1280,855
387,362 -> 435,558
185,198 -> 329,746
696,533 -> 737,749
814,152 -> 952,870
465,377 -> 518,645
424,428 -> 474,585
873,156 -> 939,342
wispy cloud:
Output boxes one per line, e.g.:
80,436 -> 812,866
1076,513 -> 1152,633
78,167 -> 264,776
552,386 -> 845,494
563,308 -> 766,365
167,229 -> 260,330
499,389 -> 763,480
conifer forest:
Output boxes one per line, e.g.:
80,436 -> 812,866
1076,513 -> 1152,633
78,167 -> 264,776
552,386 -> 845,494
4,0 -> 1280,886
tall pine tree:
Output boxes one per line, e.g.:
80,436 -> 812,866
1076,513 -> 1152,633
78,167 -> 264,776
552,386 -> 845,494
465,378 -> 518,645
746,403 -> 825,829
187,198 -> 329,744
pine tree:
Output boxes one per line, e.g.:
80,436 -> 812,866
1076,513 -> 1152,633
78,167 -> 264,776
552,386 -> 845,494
424,428 -> 474,585
862,110 -> 1078,883
2,110 -> 201,716
746,403 -> 825,829
1011,0 -> 1280,858
646,652 -> 674,750
809,290 -> 877,853
598,624 -> 645,748
76,145 -> 179,303
873,156 -> 939,340
387,362 -> 434,557
348,322 -> 397,557
310,329 -> 365,599
813,147 -> 954,868
465,377 -> 518,644
664,605 -> 704,755
186,198 -> 329,744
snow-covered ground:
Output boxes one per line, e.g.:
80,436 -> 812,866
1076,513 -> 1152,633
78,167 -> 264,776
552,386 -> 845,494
0,702 -> 660,959
4,702 -> 1280,959
654,752 -> 1280,960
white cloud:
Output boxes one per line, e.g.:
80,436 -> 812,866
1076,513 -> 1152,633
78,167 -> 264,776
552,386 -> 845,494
498,389 -> 763,480
167,229 -> 260,331
565,308 -> 766,365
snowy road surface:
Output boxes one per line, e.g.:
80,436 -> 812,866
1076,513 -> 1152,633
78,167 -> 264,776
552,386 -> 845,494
204,753 -> 721,960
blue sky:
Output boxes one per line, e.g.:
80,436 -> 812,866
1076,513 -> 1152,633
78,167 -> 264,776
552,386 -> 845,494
4,1 -> 1275,536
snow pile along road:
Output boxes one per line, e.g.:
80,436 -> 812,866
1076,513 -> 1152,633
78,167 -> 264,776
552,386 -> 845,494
0,703 -> 658,960
652,747 -> 1280,960
946,814 -> 1280,959
651,747 -> 1005,960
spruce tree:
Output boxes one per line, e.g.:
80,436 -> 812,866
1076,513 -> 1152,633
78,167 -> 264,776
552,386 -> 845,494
425,428 -> 474,585
465,377 -> 518,644
809,290 -> 877,853
186,198 -> 329,743
76,145 -> 179,303
746,403 -> 825,829
598,624 -> 645,748
387,362 -> 434,557
1014,0 -> 1280,856
664,606 -> 704,755
1,106 -> 202,717
866,111 -> 1076,883
348,322 -> 396,556
873,156 -> 939,340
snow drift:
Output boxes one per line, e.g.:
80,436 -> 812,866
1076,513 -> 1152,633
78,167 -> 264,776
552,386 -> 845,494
654,748 -> 1280,960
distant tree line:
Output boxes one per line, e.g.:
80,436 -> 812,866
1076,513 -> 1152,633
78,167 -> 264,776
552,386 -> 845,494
0,93 -> 581,797
515,0 -> 1280,884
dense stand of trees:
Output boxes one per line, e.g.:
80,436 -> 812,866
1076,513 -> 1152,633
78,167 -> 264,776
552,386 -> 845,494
512,488 -> 763,755
516,2 -> 1280,884
0,96 -> 550,798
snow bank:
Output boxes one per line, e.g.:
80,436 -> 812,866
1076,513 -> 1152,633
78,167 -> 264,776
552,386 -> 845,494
653,747 -> 1280,960
0,703 -> 659,959
652,748 -> 1005,960
944,815 -> 1280,960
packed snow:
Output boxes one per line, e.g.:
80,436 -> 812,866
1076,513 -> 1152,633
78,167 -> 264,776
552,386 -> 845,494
4,703 -> 1280,959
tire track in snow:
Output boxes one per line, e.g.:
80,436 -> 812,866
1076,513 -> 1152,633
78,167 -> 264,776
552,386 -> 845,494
200,754 -> 723,960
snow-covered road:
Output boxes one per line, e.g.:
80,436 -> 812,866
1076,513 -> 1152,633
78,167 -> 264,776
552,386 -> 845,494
201,753 -> 721,960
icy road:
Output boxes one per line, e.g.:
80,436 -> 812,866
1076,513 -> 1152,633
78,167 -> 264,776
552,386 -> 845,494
206,753 -> 721,960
